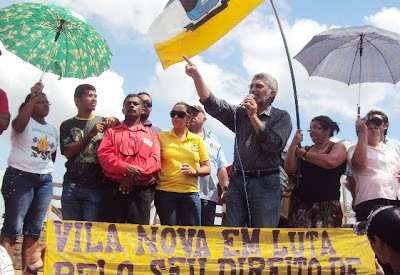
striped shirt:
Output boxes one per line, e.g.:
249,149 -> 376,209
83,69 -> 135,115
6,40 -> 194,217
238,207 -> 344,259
203,93 -> 292,171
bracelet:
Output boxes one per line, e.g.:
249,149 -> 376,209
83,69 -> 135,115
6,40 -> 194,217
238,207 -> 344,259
25,266 -> 38,275
302,151 -> 308,161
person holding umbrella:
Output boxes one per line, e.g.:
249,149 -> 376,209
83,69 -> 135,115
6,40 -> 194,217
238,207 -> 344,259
0,82 -> 57,269
345,110 -> 400,209
284,116 -> 347,228
348,116 -> 400,221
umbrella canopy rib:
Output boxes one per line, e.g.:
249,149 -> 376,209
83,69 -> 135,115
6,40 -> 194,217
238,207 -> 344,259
365,36 -> 398,84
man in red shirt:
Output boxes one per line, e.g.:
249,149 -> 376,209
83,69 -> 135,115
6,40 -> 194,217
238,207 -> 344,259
0,89 -> 10,135
98,94 -> 161,224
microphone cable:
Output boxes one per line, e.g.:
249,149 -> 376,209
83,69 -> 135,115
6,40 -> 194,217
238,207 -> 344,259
233,107 -> 252,227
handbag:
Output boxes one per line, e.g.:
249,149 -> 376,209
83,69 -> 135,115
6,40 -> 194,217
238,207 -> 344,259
280,160 -> 301,223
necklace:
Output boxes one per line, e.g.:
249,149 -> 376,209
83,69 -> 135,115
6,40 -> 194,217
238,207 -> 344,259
313,142 -> 332,154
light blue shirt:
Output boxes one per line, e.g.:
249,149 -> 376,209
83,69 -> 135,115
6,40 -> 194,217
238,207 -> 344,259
385,137 -> 400,157
198,129 -> 229,203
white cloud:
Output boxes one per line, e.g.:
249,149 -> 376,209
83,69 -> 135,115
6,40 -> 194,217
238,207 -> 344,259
50,0 -> 165,39
364,7 -> 400,33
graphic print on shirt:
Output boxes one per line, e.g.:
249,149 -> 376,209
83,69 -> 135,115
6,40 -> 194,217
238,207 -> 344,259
207,141 -> 218,161
31,135 -> 55,160
189,144 -> 199,152
71,127 -> 102,164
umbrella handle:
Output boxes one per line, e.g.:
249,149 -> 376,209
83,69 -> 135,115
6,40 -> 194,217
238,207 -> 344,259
39,71 -> 45,82
270,0 -> 301,133
38,38 -> 60,82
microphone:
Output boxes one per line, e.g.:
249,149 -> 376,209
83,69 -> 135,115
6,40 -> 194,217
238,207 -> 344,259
239,93 -> 255,106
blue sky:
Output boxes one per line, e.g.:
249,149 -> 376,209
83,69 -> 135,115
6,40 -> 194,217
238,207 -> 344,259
1,0 -> 400,183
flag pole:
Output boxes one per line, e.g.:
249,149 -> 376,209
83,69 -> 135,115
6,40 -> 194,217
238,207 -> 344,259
269,0 -> 300,130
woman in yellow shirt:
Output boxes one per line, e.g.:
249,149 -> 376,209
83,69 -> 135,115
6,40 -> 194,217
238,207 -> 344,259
156,102 -> 210,225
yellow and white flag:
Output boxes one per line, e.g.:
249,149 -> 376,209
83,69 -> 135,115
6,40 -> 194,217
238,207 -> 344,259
149,0 -> 264,69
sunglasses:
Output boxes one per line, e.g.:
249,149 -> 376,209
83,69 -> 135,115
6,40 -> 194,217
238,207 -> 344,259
170,110 -> 188,118
142,100 -> 152,108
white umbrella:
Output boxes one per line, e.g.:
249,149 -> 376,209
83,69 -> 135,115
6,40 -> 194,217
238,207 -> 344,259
294,25 -> 400,116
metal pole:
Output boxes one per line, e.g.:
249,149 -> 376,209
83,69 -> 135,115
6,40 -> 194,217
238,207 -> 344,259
269,0 -> 300,130
357,34 -> 364,117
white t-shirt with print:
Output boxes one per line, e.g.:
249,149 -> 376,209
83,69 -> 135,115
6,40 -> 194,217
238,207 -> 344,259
8,117 -> 58,174
0,245 -> 14,275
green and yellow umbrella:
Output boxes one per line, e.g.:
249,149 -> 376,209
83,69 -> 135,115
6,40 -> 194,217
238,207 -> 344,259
0,2 -> 112,79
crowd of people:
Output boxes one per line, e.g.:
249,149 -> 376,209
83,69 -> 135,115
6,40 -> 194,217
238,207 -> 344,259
0,57 -> 400,273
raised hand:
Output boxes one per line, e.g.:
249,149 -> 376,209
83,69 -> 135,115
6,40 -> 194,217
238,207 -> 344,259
183,55 -> 198,79
30,82 -> 44,100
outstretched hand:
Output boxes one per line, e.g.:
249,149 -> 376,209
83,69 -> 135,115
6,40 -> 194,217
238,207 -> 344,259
183,55 -> 198,79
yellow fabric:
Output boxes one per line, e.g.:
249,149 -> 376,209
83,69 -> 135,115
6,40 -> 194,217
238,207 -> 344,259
45,221 -> 376,274
151,0 -> 264,69
156,129 -> 208,193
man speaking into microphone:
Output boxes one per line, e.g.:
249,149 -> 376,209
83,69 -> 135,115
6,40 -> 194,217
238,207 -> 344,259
184,56 -> 292,228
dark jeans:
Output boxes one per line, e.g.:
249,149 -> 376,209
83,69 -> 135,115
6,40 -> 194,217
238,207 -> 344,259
201,199 -> 217,226
102,179 -> 153,224
226,173 -> 281,228
1,167 -> 53,238
154,190 -> 201,226
355,198 -> 400,221
61,184 -> 104,221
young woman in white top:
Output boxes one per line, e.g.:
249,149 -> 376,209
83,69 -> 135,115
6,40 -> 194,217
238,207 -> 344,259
0,82 -> 57,270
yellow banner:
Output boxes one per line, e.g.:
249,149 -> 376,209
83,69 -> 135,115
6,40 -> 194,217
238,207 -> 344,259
149,0 -> 264,69
45,221 -> 375,274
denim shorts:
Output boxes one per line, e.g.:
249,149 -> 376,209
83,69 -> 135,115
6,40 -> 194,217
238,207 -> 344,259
1,166 -> 53,238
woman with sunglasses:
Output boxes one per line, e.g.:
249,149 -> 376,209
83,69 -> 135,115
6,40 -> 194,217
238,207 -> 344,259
284,115 -> 347,228
155,102 -> 211,226
0,82 -> 57,269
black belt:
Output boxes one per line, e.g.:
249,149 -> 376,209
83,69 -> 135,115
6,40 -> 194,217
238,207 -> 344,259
234,168 -> 279,178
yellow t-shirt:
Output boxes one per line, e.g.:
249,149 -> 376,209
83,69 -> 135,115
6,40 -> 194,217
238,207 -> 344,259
157,129 -> 209,193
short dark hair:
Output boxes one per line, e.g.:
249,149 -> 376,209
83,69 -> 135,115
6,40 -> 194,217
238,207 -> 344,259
138,92 -> 152,99
123,93 -> 143,107
367,206 -> 400,254
74,84 -> 96,99
311,115 -> 340,137
367,110 -> 388,136
367,110 -> 388,123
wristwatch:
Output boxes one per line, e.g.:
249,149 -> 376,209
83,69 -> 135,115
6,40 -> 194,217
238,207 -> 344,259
25,266 -> 38,275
